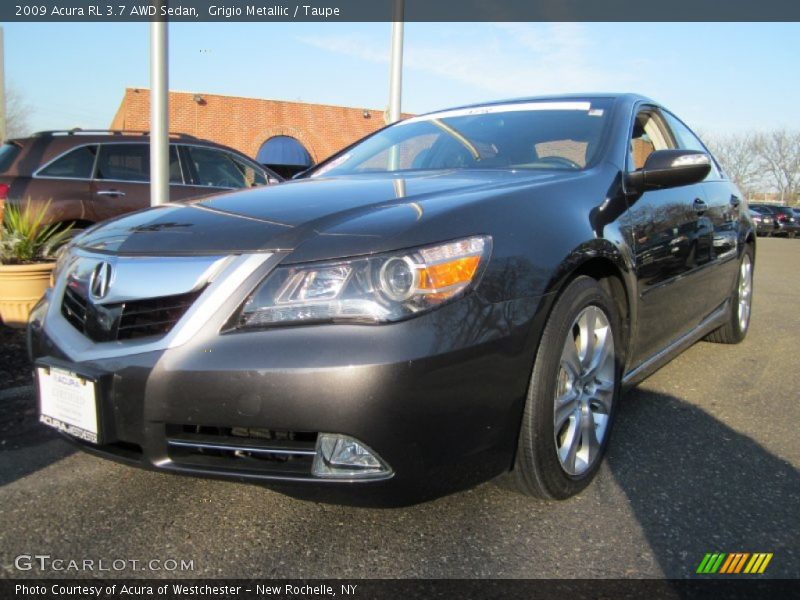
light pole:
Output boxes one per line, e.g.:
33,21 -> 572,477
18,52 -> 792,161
387,0 -> 404,125
387,0 -> 404,170
150,17 -> 169,206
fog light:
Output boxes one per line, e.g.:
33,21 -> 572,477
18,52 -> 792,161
311,434 -> 392,479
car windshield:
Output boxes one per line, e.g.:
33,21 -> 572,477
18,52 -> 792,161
310,99 -> 612,178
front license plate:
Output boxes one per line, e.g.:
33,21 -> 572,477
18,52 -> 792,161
37,365 -> 100,444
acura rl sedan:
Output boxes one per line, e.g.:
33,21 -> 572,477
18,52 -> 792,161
29,94 -> 755,505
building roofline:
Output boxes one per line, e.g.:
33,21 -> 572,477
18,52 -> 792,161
122,87 -> 407,116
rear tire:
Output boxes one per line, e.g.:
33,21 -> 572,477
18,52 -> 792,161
705,246 -> 754,344
512,276 -> 621,500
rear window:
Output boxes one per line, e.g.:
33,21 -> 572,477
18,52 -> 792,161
38,145 -> 98,178
0,143 -> 20,173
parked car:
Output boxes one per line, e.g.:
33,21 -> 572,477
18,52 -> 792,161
749,203 -> 799,237
29,94 -> 755,505
748,207 -> 778,237
0,129 -> 282,233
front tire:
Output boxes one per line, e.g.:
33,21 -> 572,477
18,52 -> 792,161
705,246 -> 754,344
512,276 -> 621,500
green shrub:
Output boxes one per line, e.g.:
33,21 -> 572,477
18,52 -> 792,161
0,199 -> 72,264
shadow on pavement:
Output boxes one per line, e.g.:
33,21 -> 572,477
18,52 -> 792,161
0,388 -> 75,487
606,387 -> 799,578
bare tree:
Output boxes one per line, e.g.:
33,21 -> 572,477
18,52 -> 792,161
704,133 -> 763,197
753,129 -> 800,205
4,86 -> 33,139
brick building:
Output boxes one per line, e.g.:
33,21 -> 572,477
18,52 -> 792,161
110,88 -> 404,171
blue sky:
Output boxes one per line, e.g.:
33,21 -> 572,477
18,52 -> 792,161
4,22 -> 800,136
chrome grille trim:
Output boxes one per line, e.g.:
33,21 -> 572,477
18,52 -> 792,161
43,250 -> 276,362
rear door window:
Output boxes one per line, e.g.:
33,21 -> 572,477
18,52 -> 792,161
37,145 -> 98,178
96,144 -> 150,182
94,144 -> 182,183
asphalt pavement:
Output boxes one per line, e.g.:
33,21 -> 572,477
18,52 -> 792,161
1,237 -> 797,579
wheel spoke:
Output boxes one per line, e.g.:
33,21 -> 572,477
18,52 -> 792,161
581,408 -> 601,462
554,392 -> 579,431
559,419 -> 581,472
578,308 -> 597,368
588,324 -> 613,376
560,337 -> 582,380
590,379 -> 614,413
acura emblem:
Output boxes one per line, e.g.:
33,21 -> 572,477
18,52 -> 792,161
90,262 -> 113,300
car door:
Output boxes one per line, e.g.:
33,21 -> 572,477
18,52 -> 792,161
28,144 -> 97,223
624,107 -> 714,365
90,143 -> 185,222
662,111 -> 740,309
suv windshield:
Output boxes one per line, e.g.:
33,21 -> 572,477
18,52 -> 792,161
311,99 -> 611,178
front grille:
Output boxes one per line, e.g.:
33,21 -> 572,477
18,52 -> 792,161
166,425 -> 318,477
60,287 -> 202,342
61,287 -> 89,332
116,293 -> 199,340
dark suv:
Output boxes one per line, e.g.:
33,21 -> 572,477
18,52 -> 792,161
0,130 -> 281,231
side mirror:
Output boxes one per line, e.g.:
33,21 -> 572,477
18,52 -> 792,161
626,150 -> 711,195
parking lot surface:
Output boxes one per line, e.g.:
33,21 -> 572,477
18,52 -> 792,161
0,238 -> 797,579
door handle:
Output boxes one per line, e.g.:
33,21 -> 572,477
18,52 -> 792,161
693,198 -> 708,214
730,195 -> 741,208
96,190 -> 126,198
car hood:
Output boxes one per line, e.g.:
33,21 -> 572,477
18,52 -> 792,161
75,169 -> 584,259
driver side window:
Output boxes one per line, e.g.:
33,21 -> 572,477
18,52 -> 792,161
629,110 -> 675,171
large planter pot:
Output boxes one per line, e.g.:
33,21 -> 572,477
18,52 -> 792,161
0,262 -> 55,328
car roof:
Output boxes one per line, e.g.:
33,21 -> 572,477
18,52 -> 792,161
3,131 -> 257,176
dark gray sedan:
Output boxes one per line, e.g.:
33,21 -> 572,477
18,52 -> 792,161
29,94 -> 755,505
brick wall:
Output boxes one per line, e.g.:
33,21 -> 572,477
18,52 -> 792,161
110,88 -> 409,164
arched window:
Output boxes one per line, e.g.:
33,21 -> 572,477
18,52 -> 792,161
256,136 -> 313,178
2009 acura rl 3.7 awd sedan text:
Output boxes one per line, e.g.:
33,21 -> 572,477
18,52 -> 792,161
29,94 -> 755,505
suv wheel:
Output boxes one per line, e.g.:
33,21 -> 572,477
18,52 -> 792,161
512,276 -> 621,499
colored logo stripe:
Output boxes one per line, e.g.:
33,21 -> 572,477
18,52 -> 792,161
697,553 -> 773,574
744,553 -> 773,574
719,553 -> 749,573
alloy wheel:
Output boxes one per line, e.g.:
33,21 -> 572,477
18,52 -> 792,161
738,254 -> 753,332
554,305 -> 616,476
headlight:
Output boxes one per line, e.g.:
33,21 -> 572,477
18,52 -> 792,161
237,235 -> 491,327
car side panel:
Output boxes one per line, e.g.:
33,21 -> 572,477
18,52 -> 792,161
623,182 -> 711,365
9,175 -> 94,224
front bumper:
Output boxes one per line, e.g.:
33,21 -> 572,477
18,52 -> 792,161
29,279 -> 543,505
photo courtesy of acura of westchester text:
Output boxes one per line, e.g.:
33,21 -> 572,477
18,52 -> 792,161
0,0 -> 798,595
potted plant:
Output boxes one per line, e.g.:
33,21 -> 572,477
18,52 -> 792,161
0,199 -> 72,328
